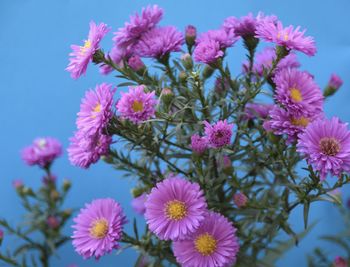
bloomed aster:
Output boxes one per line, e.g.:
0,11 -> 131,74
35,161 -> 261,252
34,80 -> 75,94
173,211 -> 239,267
274,68 -> 323,116
144,176 -> 207,241
113,5 -> 163,49
67,131 -> 112,169
77,83 -> 115,137
297,117 -> 350,180
21,137 -> 62,167
135,26 -> 184,59
264,105 -> 322,143
116,85 -> 157,124
242,47 -> 300,76
66,21 -> 109,79
72,198 -> 127,259
204,120 -> 234,148
255,20 -> 316,56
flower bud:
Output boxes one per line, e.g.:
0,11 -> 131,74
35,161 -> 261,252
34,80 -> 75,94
47,215 -> 60,229
222,155 -> 233,174
324,74 -> 343,97
50,190 -> 60,201
22,187 -> 34,197
181,53 -> 193,70
63,179 -> 72,192
185,25 -> 197,47
233,192 -> 248,208
179,71 -> 188,83
161,88 -> 174,105
62,209 -> 72,219
132,187 -> 147,198
12,179 -> 23,190
202,65 -> 215,79
0,229 -> 4,244
128,55 -> 146,75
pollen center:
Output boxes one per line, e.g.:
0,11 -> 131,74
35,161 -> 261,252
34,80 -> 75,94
319,137 -> 340,156
165,200 -> 187,220
37,139 -> 47,149
290,88 -> 303,102
291,117 -> 309,127
81,40 -> 91,54
90,218 -> 109,239
194,233 -> 217,256
132,100 -> 144,112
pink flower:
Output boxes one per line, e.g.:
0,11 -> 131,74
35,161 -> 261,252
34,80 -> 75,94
204,120 -> 234,148
66,21 -> 110,79
191,134 -> 208,154
234,192 -> 248,208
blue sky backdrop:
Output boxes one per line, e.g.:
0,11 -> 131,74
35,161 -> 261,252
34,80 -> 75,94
1,0 -> 350,266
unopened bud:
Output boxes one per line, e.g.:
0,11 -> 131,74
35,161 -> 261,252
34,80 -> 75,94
161,88 -> 174,105
179,71 -> 188,83
128,55 -> 146,75
202,65 -> 215,79
234,192 -> 248,208
324,74 -> 343,97
185,25 -> 197,47
50,190 -> 60,201
181,53 -> 193,70
47,216 -> 60,229
62,209 -> 72,219
63,179 -> 71,192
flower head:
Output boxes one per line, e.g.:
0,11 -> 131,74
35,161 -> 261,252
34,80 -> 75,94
204,120 -> 234,148
66,21 -> 109,79
113,5 -> 163,49
297,117 -> 350,180
67,131 -> 112,169
256,20 -> 316,56
185,25 -> 197,46
77,83 -> 115,137
21,137 -> 62,167
264,105 -> 322,143
144,176 -> 207,241
135,26 -> 184,59
173,211 -> 239,267
131,193 -> 147,215
333,256 -> 348,267
72,198 -> 126,259
191,134 -> 208,154
47,216 -> 60,229
274,68 -> 323,116
116,85 -> 157,124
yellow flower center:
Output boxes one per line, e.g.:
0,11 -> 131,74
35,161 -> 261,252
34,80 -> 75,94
290,88 -> 303,102
291,117 -> 309,127
81,40 -> 91,54
194,233 -> 217,256
277,32 -> 289,41
89,218 -> 109,239
165,200 -> 187,220
132,100 -> 144,112
90,103 -> 101,119
319,137 -> 340,156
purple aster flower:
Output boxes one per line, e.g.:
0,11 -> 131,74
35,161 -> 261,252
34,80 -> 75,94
297,117 -> 350,180
113,5 -> 163,49
135,26 -> 184,59
204,120 -> 234,148
131,193 -> 147,215
21,137 -> 62,167
256,20 -> 316,56
116,85 -> 157,124
72,198 -> 127,259
334,256 -> 348,267
265,105 -> 322,143
76,83 -> 115,137
193,28 -> 238,64
274,68 -> 323,116
244,102 -> 273,120
243,47 -> 300,76
173,211 -> 239,267
223,12 -> 277,38
67,131 -> 112,169
328,74 -> 343,90
144,176 -> 207,241
66,21 -> 110,79
191,134 -> 208,154
234,192 -> 248,208
193,39 -> 224,64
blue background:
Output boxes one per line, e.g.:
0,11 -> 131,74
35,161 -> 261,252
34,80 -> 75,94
1,0 -> 350,266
